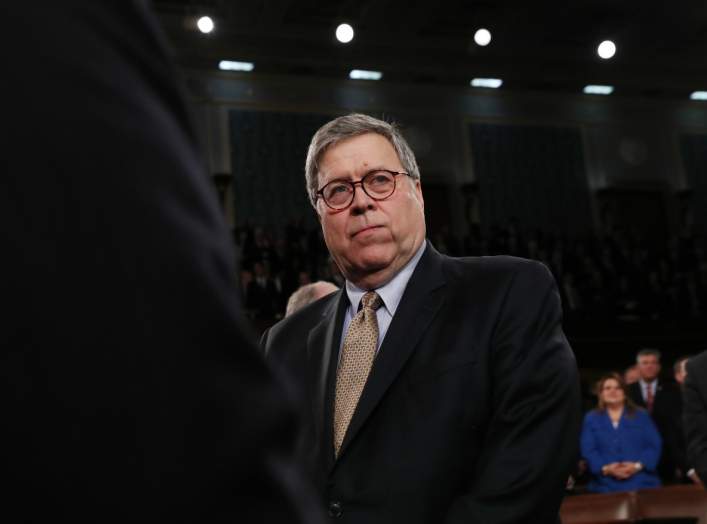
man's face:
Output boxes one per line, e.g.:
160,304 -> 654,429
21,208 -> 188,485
316,133 -> 425,289
637,354 -> 661,382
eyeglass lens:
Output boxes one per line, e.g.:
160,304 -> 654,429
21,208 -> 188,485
322,171 -> 396,208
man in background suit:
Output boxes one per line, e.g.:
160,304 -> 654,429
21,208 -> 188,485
684,351 -> 707,487
3,2 -> 322,521
263,113 -> 581,523
627,348 -> 683,483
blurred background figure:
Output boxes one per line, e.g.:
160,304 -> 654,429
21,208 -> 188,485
581,373 -> 662,493
674,355 -> 691,386
285,281 -> 339,317
684,351 -> 707,488
2,2 -> 322,522
624,365 -> 640,385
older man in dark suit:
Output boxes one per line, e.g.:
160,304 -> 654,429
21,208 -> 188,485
3,2 -> 322,521
262,113 -> 581,523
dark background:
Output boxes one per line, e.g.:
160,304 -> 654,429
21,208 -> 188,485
150,0 -> 707,377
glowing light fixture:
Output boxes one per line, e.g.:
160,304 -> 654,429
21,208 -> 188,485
597,40 -> 616,59
219,60 -> 254,72
470,78 -> 503,88
583,85 -> 614,95
349,69 -> 382,80
336,23 -> 354,43
690,91 -> 707,100
197,16 -> 214,34
474,28 -> 492,46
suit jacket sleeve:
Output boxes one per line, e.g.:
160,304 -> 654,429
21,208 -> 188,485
445,261 -> 581,524
684,353 -> 707,482
3,2 -> 323,522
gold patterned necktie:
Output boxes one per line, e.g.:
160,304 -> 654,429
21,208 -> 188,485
333,291 -> 383,457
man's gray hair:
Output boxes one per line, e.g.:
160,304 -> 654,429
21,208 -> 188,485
636,348 -> 662,362
304,113 -> 421,208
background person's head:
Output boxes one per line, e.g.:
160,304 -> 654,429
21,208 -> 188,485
673,355 -> 691,385
305,114 -> 426,289
285,281 -> 339,317
623,364 -> 640,385
636,348 -> 661,382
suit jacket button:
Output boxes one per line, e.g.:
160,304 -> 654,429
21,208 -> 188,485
328,501 -> 343,518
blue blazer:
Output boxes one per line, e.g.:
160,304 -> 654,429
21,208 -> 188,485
580,408 -> 662,493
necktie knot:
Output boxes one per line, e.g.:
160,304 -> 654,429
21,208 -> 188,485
361,291 -> 382,311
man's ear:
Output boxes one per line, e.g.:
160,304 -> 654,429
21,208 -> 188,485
413,179 -> 424,209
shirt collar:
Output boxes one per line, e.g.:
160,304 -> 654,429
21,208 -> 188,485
345,241 -> 427,315
639,378 -> 657,391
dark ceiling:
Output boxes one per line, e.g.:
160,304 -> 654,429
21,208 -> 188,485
152,0 -> 707,98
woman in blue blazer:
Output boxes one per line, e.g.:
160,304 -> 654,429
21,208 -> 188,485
580,372 -> 662,493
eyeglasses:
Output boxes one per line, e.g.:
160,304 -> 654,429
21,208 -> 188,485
316,169 -> 410,210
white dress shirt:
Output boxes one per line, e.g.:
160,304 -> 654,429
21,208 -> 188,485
639,379 -> 657,403
338,241 -> 427,358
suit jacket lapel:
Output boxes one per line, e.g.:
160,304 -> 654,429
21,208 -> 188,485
336,243 -> 447,461
307,289 -> 348,473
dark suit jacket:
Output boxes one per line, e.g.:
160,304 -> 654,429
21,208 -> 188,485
263,243 -> 581,523
628,379 -> 683,481
684,351 -> 707,484
3,2 -> 322,522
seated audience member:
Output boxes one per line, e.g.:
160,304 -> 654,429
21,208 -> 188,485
627,348 -> 682,483
285,281 -> 339,317
246,261 -> 280,321
581,373 -> 662,493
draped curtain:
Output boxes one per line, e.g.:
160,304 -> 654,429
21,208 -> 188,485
680,133 -> 707,231
229,110 -> 331,227
468,122 -> 592,234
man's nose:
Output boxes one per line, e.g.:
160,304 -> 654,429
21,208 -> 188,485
350,184 -> 375,213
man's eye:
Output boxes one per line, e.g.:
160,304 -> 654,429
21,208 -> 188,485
328,184 -> 349,195
369,174 -> 391,185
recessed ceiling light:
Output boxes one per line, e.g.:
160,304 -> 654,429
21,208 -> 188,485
470,78 -> 503,88
474,28 -> 492,47
583,85 -> 614,95
690,91 -> 707,100
336,23 -> 354,44
197,16 -> 214,34
219,60 -> 254,72
597,40 -> 616,59
349,69 -> 382,80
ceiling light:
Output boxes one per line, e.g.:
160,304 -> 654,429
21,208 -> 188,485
690,91 -> 707,100
597,40 -> 616,59
197,16 -> 214,34
470,78 -> 503,88
336,23 -> 354,43
474,28 -> 492,47
219,60 -> 254,72
349,69 -> 382,80
583,85 -> 614,95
